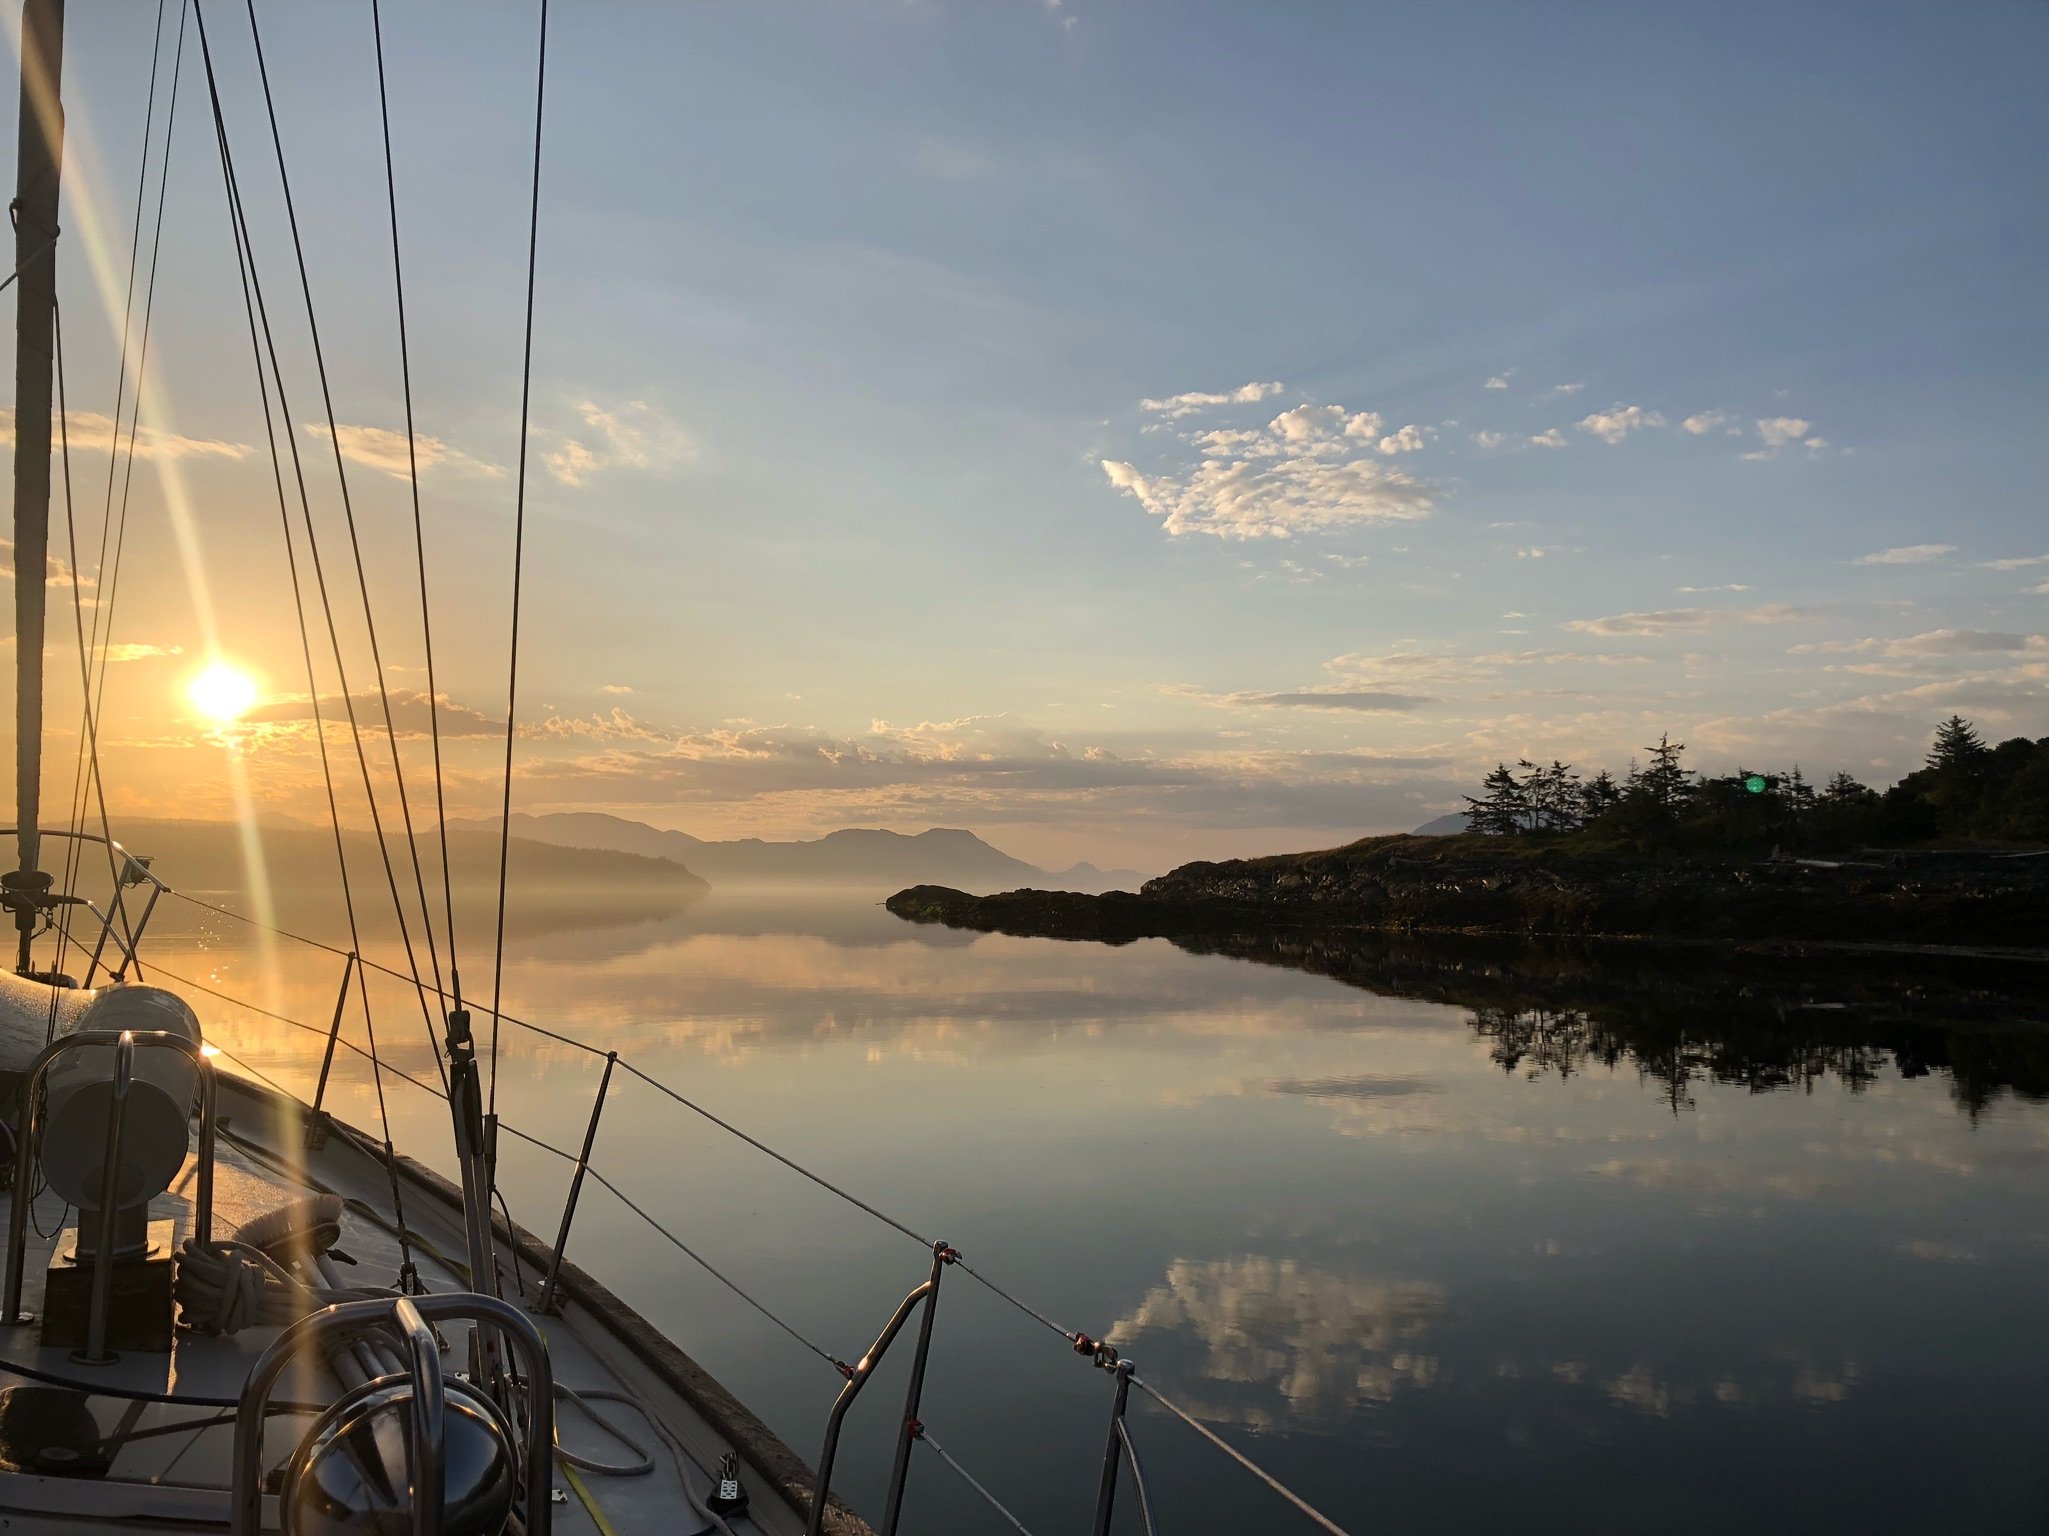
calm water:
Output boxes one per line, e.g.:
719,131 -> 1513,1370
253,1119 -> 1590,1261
136,891 -> 2049,1534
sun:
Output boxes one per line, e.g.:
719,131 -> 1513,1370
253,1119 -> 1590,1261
187,660 -> 260,724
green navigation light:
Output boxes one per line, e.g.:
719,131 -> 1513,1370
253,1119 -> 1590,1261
1745,774 -> 1767,794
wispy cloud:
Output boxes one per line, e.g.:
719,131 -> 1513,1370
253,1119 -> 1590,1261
1982,553 -> 2049,571
1681,410 -> 1731,435
1484,372 -> 1513,390
1542,382 -> 1585,399
1167,685 -> 1435,713
1528,428 -> 1568,449
104,642 -> 183,662
912,138 -> 996,179
543,398 -> 696,486
1853,544 -> 1955,566
1564,602 -> 1821,637
1137,381 -> 1285,418
309,423 -> 502,480
1577,405 -> 1663,444
1885,629 -> 2046,657
0,407 -> 249,462
243,689 -> 503,738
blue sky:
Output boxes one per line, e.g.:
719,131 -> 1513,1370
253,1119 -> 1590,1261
7,0 -> 2047,869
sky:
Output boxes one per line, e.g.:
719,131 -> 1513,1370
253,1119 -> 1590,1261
2,0 -> 2045,873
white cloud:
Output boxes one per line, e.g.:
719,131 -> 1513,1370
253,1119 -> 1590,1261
1852,544 -> 1955,566
1167,684 -> 1435,713
1681,410 -> 1730,435
1376,423 -> 1427,455
308,423 -> 501,480
1471,430 -> 1508,450
1983,554 -> 2049,571
1270,404 -> 1347,442
104,642 -> 182,662
599,683 -> 635,695
1484,374 -> 1512,390
0,407 -> 249,462
1564,602 -> 1822,637
1542,382 -> 1585,399
2033,581 -> 2049,596
545,439 -> 598,485
1576,405 -> 1664,444
1757,416 -> 1812,447
1883,629 -> 2046,657
1138,381 -> 1285,418
1102,401 -> 1435,540
543,398 -> 696,485
1677,583 -> 1752,593
1528,428 -> 1568,449
1743,415 -> 1830,461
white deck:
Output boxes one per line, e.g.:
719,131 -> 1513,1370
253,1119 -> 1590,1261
0,1067 -> 852,1534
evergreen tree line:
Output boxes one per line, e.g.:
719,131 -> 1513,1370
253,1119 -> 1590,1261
1460,717 -> 2049,853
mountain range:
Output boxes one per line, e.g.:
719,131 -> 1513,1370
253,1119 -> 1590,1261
444,812 -> 1144,895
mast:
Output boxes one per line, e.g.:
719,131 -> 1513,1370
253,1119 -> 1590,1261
7,0 -> 65,972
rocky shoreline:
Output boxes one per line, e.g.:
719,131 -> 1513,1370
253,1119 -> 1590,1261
886,835 -> 2049,952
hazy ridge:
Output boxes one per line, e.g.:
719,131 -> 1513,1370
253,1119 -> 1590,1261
445,811 -> 1145,894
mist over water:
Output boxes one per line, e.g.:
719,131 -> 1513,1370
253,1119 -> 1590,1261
143,889 -> 2049,1534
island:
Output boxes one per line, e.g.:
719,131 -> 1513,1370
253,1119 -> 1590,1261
888,720 -> 2049,954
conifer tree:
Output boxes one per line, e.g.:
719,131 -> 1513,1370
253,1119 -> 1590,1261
1580,768 -> 1621,822
1636,733 -> 1691,812
1463,763 -> 1527,836
1927,715 -> 1987,773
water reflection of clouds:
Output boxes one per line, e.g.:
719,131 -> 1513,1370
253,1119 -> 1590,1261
1103,1253 -> 1876,1435
1107,1255 -> 1446,1428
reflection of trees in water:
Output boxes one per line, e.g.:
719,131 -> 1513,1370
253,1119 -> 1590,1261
1166,929 -> 2049,1118
1471,1005 -> 1894,1114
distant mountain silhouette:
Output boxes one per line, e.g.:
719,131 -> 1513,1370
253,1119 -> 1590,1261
1413,811 -> 1472,835
446,812 -> 1143,894
107,817 -> 707,942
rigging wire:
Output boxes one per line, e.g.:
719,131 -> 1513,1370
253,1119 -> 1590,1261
487,0 -> 550,1125
53,0 -> 184,983
81,0 -> 191,757
196,11 -> 420,1278
191,2 -> 448,1094
237,0 -> 451,1039
369,0 -> 460,1011
49,305 -> 136,995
